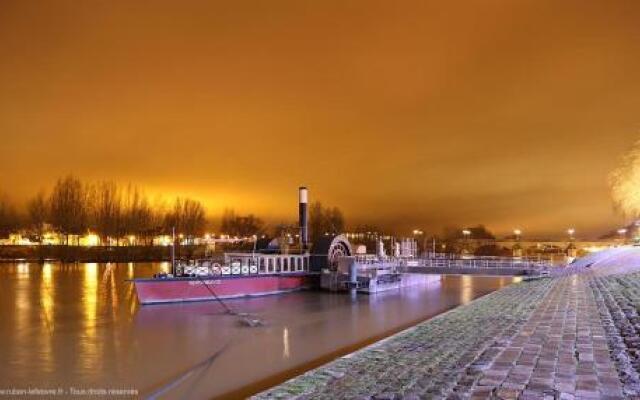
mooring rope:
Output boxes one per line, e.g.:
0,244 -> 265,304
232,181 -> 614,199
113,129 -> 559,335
197,275 -> 235,315
144,343 -> 229,400
197,275 -> 264,326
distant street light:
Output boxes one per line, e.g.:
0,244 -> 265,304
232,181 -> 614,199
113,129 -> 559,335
514,229 -> 522,240
618,228 -> 627,244
252,234 -> 258,255
461,229 -> 471,255
567,228 -> 575,241
512,229 -> 523,258
413,229 -> 425,257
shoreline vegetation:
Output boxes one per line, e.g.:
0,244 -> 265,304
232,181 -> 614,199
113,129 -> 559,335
0,175 -> 210,247
0,175 -> 347,254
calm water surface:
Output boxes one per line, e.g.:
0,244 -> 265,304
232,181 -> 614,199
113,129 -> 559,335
0,262 -> 519,399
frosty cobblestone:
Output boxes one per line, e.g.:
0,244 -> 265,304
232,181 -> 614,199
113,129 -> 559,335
255,263 -> 640,399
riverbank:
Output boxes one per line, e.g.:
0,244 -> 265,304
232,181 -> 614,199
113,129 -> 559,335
0,244 -> 208,262
0,262 -> 515,399
256,250 -> 640,399
255,277 -> 555,399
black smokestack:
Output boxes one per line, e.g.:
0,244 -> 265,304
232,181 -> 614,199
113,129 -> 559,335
299,186 -> 308,250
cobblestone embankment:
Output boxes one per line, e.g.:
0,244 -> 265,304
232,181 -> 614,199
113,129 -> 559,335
256,262 -> 640,399
255,278 -> 555,399
590,272 -> 640,397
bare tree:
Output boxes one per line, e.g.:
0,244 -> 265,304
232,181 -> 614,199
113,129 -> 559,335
165,197 -> 208,243
0,194 -> 20,239
220,208 -> 263,238
49,175 -> 88,245
309,201 -> 345,240
27,191 -> 48,241
124,186 -> 156,244
271,221 -> 296,238
328,206 -> 345,233
610,138 -> 640,218
90,181 -> 122,244
164,197 -> 183,236
220,208 -> 235,235
181,199 -> 206,242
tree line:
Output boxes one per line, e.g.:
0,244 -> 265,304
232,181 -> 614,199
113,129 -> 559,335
0,175 -> 348,246
218,203 -> 345,240
0,175 -> 207,245
219,201 -> 345,242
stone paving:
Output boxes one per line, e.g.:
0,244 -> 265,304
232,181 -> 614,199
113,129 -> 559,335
255,265 -> 640,399
591,272 -> 640,396
467,274 -> 624,400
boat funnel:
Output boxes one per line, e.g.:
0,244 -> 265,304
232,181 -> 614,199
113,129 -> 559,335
299,186 -> 309,250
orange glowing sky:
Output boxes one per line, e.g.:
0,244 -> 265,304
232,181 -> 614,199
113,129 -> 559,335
1,0 -> 640,237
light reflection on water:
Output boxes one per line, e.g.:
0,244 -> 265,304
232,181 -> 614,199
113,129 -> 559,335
460,274 -> 473,304
40,263 -> 55,374
41,264 -> 54,332
13,263 -> 30,382
127,262 -> 134,279
283,327 -> 290,359
0,262 -> 518,399
81,263 -> 99,373
17,262 -> 29,275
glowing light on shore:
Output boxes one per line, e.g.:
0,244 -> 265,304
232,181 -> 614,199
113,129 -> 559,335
42,232 -> 60,245
584,245 -> 609,253
83,234 -> 99,247
159,262 -> 171,273
153,235 -> 172,246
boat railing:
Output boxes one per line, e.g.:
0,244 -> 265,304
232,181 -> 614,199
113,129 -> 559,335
178,252 -> 310,277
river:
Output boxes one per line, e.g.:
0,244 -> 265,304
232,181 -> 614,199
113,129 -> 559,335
0,262 -> 519,399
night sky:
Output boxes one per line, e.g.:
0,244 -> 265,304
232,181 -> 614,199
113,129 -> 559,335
2,0 -> 640,237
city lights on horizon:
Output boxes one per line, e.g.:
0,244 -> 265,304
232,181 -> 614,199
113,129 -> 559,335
1,223 -> 638,248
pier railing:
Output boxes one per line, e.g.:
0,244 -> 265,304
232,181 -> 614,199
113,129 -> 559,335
415,256 -> 551,270
352,254 -> 551,271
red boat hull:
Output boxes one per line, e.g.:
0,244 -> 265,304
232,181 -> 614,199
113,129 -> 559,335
133,273 -> 318,304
